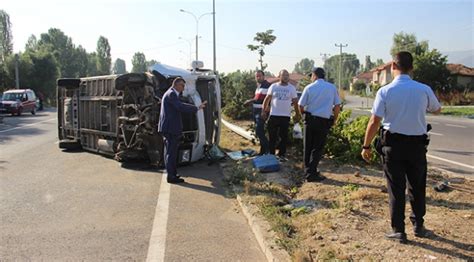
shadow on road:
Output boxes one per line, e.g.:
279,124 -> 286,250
174,161 -> 231,198
0,160 -> 8,170
0,126 -> 47,144
432,149 -> 474,156
0,109 -> 56,144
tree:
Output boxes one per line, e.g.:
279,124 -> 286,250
324,53 -> 360,89
113,58 -> 127,74
293,58 -> 314,74
390,32 -> 450,94
131,52 -> 147,73
87,52 -> 98,76
390,32 -> 428,57
375,59 -> 384,67
364,56 -> 374,71
74,45 -> 89,77
352,80 -> 368,94
24,49 -> 59,99
3,50 -> 58,99
3,53 -> 33,89
247,29 -> 276,71
0,10 -> 13,63
25,35 -> 38,51
37,28 -> 78,77
146,59 -> 158,68
413,49 -> 451,93
220,70 -> 256,120
96,36 -> 111,75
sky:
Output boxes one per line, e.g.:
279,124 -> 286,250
2,0 -> 473,75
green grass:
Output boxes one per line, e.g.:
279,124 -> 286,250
439,107 -> 474,117
258,198 -> 299,253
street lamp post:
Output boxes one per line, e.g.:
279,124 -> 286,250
180,9 -> 213,62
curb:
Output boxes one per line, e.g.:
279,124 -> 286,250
236,194 -> 291,262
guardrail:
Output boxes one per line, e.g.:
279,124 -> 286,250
221,119 -> 255,141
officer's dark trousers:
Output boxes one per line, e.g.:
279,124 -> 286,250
163,133 -> 181,179
267,115 -> 290,156
304,116 -> 332,176
253,108 -> 269,154
382,137 -> 427,233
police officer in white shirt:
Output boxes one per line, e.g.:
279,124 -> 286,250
262,69 -> 301,161
298,67 -> 341,182
361,51 -> 442,244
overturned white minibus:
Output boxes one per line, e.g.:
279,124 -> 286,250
57,62 -> 221,166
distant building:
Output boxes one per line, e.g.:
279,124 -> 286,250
371,62 -> 393,86
351,62 -> 474,103
265,73 -> 306,88
446,63 -> 474,89
350,62 -> 393,93
350,71 -> 373,92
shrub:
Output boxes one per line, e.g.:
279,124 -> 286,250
370,83 -> 381,94
325,109 -> 380,165
352,80 -> 367,94
221,70 -> 256,120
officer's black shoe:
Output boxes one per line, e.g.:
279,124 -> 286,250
167,177 -> 185,184
306,173 -> 326,182
385,232 -> 408,244
414,226 -> 429,238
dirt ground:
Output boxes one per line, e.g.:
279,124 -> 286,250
292,163 -> 473,261
220,118 -> 474,261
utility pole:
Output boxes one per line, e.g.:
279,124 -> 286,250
335,43 -> 348,91
320,53 -> 330,64
15,54 -> 20,89
212,0 -> 216,73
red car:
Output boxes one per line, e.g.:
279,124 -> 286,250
0,89 -> 37,116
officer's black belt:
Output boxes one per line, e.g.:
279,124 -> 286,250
307,114 -> 331,121
385,131 -> 427,143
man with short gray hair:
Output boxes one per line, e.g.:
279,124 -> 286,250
158,77 -> 207,183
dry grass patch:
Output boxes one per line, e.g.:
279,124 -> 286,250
219,124 -> 258,153
220,122 -> 474,261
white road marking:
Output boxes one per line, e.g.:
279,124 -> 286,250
445,124 -> 466,128
427,154 -> 474,170
429,132 -> 444,136
146,173 -> 170,262
0,118 -> 55,133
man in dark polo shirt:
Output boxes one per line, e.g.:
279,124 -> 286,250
244,70 -> 271,155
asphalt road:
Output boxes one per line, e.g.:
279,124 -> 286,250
345,95 -> 474,176
0,109 -> 265,261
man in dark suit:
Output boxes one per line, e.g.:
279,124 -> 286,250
158,77 -> 207,183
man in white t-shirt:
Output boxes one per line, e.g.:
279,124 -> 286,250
262,69 -> 301,160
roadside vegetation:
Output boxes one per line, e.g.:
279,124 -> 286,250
439,106 -> 474,117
